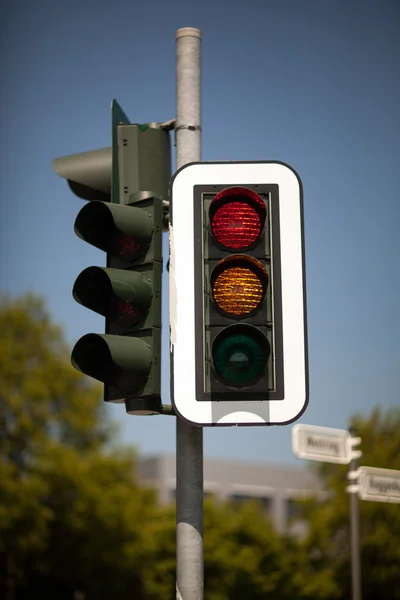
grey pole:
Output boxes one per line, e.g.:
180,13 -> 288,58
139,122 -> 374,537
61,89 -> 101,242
349,428 -> 362,600
175,27 -> 204,600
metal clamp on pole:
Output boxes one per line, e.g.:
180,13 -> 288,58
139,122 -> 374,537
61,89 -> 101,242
175,124 -> 202,132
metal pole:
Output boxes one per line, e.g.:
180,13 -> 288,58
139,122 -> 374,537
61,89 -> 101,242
175,27 -> 203,600
349,428 -> 362,600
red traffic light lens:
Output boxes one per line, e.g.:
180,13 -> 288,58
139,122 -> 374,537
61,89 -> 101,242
110,232 -> 144,262
111,298 -> 142,327
211,256 -> 268,317
209,187 -> 266,250
110,299 -> 142,327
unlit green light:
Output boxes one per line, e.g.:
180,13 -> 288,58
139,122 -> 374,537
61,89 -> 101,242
212,326 -> 269,387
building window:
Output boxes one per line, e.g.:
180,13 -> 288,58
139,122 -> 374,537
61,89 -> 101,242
285,497 -> 301,521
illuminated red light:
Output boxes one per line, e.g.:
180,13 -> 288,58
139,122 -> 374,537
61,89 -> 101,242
111,233 -> 142,262
210,187 -> 266,250
117,301 -> 137,317
212,202 -> 261,249
111,299 -> 140,327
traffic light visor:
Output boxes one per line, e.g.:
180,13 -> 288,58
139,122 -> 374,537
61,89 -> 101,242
71,333 -> 152,393
74,201 -> 154,261
73,266 -> 153,326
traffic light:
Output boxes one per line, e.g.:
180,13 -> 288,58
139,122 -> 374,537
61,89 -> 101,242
53,100 -> 171,415
170,161 -> 308,426
201,184 -> 283,399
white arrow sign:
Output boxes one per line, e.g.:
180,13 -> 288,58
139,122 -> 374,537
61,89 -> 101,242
292,424 -> 353,464
358,466 -> 400,503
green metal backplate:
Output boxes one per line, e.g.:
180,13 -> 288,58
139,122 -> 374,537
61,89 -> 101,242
112,98 -> 171,206
118,125 -> 171,205
111,99 -> 131,205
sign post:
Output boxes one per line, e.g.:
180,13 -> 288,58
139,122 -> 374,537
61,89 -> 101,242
348,429 -> 362,600
292,424 -> 362,600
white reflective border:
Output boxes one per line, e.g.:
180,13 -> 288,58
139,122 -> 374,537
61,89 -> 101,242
170,162 -> 308,426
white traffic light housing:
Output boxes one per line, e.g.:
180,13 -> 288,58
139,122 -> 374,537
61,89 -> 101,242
170,161 -> 308,426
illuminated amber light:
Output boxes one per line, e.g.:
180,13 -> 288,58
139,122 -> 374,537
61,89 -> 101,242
212,256 -> 268,317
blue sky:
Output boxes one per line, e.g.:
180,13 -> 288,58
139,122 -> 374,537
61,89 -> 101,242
1,0 -> 399,465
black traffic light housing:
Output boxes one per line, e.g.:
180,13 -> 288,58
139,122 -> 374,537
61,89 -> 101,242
194,184 -> 284,402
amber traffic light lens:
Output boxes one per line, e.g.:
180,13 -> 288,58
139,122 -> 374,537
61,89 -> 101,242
213,268 -> 262,315
209,187 -> 266,250
211,256 -> 268,317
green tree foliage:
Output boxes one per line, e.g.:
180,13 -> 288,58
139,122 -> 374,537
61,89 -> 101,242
0,294 -> 160,600
2,294 -> 398,599
0,292 -> 319,600
298,407 -> 400,599
203,498 -> 306,600
142,496 -> 315,600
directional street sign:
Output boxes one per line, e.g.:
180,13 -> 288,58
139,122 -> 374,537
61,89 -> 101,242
357,466 -> 400,504
292,424 -> 353,464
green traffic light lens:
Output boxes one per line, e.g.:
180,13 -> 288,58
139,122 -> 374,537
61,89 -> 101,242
212,325 -> 270,387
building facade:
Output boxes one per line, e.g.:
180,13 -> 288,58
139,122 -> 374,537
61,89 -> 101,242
138,454 -> 322,534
